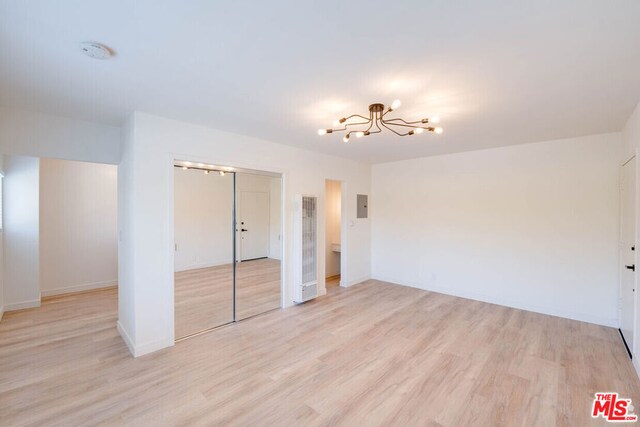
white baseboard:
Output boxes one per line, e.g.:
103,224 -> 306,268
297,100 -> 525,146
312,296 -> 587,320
41,280 -> 117,297
174,260 -> 228,273
4,298 -> 41,312
117,320 -> 175,358
341,275 -> 371,288
372,274 -> 618,328
117,321 -> 136,356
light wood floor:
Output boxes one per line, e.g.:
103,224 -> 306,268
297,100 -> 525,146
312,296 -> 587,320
1,280 -> 639,426
326,275 -> 340,289
174,257 -> 281,339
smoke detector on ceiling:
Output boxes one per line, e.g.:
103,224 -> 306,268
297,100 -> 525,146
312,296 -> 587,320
79,42 -> 113,60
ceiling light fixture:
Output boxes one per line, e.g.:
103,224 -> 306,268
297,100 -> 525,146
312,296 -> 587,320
318,100 -> 443,142
174,164 -> 227,176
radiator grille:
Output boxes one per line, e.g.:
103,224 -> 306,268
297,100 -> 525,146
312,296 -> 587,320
301,196 -> 317,285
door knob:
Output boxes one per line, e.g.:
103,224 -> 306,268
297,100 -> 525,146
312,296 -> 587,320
626,265 -> 635,271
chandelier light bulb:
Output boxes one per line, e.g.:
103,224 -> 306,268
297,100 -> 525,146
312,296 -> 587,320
391,99 -> 402,110
414,127 -> 424,134
434,127 -> 444,134
343,135 -> 350,143
430,116 -> 441,124
355,131 -> 365,138
219,171 -> 226,176
318,129 -> 327,135
204,170 -> 211,175
333,120 -> 341,127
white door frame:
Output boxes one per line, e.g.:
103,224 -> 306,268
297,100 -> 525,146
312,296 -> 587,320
620,154 -> 637,358
323,178 -> 348,292
339,181 -> 347,287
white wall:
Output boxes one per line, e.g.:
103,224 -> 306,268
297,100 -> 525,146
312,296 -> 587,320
39,158 -> 118,296
0,156 -> 4,319
117,115 -> 136,352
3,155 -> 40,310
269,177 -> 282,260
622,102 -> 640,162
372,133 -> 622,327
0,216 -> 3,318
622,101 -> 640,376
325,180 -> 341,277
0,107 -> 121,165
174,168 -> 234,271
118,112 -> 371,356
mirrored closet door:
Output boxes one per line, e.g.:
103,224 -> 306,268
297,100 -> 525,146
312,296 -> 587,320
173,163 -> 282,340
174,166 -> 235,339
235,173 -> 282,320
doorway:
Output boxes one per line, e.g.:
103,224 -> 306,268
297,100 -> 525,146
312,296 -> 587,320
325,179 -> 343,291
0,155 -> 118,349
173,163 -> 283,340
620,156 -> 636,357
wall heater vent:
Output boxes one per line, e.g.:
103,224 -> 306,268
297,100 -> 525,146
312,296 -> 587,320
293,195 -> 318,302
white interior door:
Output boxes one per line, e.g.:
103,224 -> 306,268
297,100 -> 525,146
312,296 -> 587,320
239,191 -> 270,261
621,157 -> 636,354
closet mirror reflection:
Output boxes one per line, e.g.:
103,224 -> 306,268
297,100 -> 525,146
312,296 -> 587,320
235,173 -> 282,320
173,163 -> 282,340
174,166 -> 234,339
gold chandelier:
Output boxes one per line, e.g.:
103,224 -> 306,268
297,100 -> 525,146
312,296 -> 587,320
318,100 -> 443,142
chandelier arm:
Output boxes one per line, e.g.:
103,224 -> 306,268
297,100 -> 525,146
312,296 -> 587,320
374,113 -> 383,132
329,120 -> 371,133
365,114 -> 374,132
380,121 -> 411,136
343,120 -> 372,128
344,114 -> 371,122
382,122 -> 430,130
383,117 -> 423,125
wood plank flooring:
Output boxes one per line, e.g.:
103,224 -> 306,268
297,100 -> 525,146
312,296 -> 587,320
1,279 -> 639,426
174,257 -> 281,338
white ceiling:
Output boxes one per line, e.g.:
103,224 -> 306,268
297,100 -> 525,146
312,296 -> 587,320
1,1 -> 640,163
